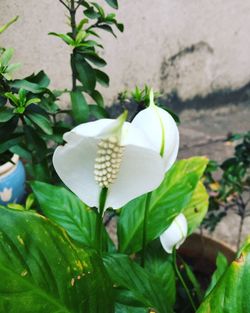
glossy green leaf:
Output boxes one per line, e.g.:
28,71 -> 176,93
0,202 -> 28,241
0,48 -> 14,66
104,0 -> 118,9
103,254 -> 172,313
0,206 -> 114,313
73,54 -> 96,91
70,91 -> 89,123
197,238 -> 250,313
81,52 -> 107,67
0,107 -> 14,122
183,181 -> 209,234
95,69 -> 110,87
89,104 -> 109,119
115,304 -> 146,313
144,241 -> 176,309
26,112 -> 53,135
118,157 -> 208,254
49,32 -> 74,45
97,24 -> 117,37
205,252 -> 228,297
31,181 -> 111,250
91,89 -> 104,107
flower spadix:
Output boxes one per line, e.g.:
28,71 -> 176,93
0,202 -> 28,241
160,213 -> 188,254
53,112 -> 165,210
132,90 -> 179,171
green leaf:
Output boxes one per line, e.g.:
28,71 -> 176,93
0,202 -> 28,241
4,92 -> 19,106
73,54 -> 96,91
81,51 -> 107,67
95,69 -> 110,87
0,135 -> 22,154
103,254 -> 172,313
144,241 -> 176,309
4,62 -> 21,74
197,239 -> 250,313
0,16 -> 18,34
0,107 -> 14,122
10,71 -> 50,93
89,104 -> 109,119
26,112 -> 53,135
183,181 -> 209,234
0,48 -> 14,66
31,181 -> 111,250
70,91 -> 89,123
49,32 -> 75,45
104,0 -> 118,9
91,89 -> 104,107
0,206 -> 114,313
97,24 -> 117,37
115,304 -> 147,313
182,260 -> 203,301
118,157 -> 208,254
84,8 -> 100,19
205,252 -> 228,296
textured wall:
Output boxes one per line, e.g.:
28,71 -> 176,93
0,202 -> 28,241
1,0 -> 250,104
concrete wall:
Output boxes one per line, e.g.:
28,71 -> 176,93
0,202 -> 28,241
1,0 -> 250,104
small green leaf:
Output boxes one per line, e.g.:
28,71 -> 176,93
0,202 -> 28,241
0,48 -> 14,66
49,32 -> 75,45
0,107 -> 14,122
70,90 -> 89,123
91,90 -> 104,107
26,112 -> 53,135
89,104 -> 109,119
0,16 -> 18,34
73,54 -> 96,91
97,24 -> 117,37
104,0 -> 118,9
205,252 -> 228,296
95,69 -> 110,87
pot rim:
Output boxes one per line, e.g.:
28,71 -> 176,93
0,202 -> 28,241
0,154 -> 19,176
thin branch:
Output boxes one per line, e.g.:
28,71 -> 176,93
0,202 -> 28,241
76,0 -> 84,10
58,0 -> 71,11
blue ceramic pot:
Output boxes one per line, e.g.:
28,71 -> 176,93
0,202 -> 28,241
0,155 -> 26,205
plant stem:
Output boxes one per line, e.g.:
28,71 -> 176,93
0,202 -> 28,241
141,192 -> 152,267
237,196 -> 246,250
173,248 -> 197,312
96,187 -> 108,255
70,0 -> 77,91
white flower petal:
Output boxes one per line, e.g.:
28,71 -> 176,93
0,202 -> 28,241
53,133 -> 100,208
106,144 -> 165,209
160,213 -> 188,254
132,105 -> 179,171
53,119 -> 166,210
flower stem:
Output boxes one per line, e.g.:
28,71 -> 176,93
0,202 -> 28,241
141,192 -> 152,267
96,187 -> 108,255
173,248 -> 197,312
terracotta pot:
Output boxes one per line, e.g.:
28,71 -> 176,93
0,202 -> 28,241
179,233 -> 236,288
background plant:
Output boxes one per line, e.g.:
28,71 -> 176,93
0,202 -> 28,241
0,17 -> 70,182
203,131 -> 250,249
50,0 -> 123,124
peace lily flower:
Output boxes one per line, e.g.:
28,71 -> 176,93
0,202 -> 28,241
53,112 -> 165,210
160,213 -> 188,254
132,90 -> 179,171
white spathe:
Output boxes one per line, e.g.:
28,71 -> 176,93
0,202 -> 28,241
160,213 -> 188,254
131,91 -> 179,171
53,117 -> 165,210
